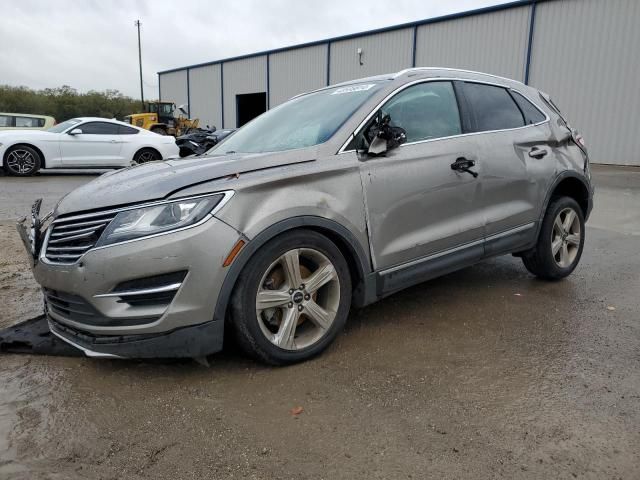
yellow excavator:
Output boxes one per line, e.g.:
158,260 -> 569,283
124,101 -> 199,136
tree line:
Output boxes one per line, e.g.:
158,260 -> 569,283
0,85 -> 143,122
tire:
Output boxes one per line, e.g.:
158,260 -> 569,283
133,148 -> 161,164
230,230 -> 352,365
150,127 -> 166,135
4,145 -> 42,176
522,196 -> 585,280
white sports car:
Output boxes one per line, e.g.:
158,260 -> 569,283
0,117 -> 179,176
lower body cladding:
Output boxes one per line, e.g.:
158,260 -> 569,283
33,217 -> 241,358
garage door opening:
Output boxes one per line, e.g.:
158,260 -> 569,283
236,92 -> 267,127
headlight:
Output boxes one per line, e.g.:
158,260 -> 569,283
98,194 -> 226,246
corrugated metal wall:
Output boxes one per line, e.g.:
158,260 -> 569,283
529,0 -> 640,166
188,64 -> 222,129
269,45 -> 328,107
415,6 -> 531,81
158,70 -> 188,108
222,56 -> 267,128
329,28 -> 414,84
159,0 -> 639,165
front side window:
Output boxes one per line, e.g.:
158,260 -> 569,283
381,81 -> 462,143
79,122 -> 120,135
15,116 -> 44,128
463,82 -> 525,132
211,82 -> 386,154
160,104 -> 174,115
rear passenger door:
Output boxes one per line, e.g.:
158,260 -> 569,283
459,81 -> 553,254
359,81 -> 485,276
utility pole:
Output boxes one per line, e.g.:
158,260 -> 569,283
135,19 -> 144,109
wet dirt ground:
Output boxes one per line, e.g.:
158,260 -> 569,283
0,166 -> 638,479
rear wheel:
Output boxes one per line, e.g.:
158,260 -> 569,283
230,230 -> 352,365
4,145 -> 41,176
133,148 -> 161,164
522,196 -> 585,280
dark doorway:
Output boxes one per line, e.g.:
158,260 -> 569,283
236,92 -> 267,127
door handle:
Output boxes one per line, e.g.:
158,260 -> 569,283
451,157 -> 478,178
528,147 -> 548,159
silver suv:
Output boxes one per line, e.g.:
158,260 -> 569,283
19,68 -> 594,364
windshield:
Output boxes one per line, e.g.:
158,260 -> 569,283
47,118 -> 81,133
211,82 -> 386,154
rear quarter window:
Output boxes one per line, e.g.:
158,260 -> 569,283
462,82 -> 525,132
118,125 -> 140,135
510,91 -> 547,125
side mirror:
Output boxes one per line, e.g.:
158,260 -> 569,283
68,128 -> 83,135
365,114 -> 406,156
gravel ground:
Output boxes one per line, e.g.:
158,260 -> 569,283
0,166 -> 638,479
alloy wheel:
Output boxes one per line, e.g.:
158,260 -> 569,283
255,248 -> 340,351
137,151 -> 157,163
551,207 -> 581,268
6,149 -> 36,174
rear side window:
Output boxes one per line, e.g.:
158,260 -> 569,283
118,125 -> 139,135
15,116 -> 45,128
0,115 -> 12,127
382,81 -> 462,143
80,122 -> 120,135
510,91 -> 546,125
462,82 -> 524,132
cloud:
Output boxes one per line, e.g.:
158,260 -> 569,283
0,0 -> 504,97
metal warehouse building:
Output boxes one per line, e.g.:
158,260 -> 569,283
158,0 -> 640,166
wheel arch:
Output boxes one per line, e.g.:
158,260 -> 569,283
3,143 -> 46,169
528,171 -> 592,248
134,146 -> 162,161
545,172 -> 591,219
213,216 -> 376,326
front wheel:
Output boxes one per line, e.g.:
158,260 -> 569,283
230,230 -> 352,365
4,146 -> 42,176
522,196 -> 585,280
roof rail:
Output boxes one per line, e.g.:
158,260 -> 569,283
393,67 -> 524,85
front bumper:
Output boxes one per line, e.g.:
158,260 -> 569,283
48,315 -> 224,358
19,205 -> 242,358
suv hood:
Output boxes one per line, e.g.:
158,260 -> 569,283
53,149 -> 316,216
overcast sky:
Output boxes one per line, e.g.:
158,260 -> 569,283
1,0 -> 506,98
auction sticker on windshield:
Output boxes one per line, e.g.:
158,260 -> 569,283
331,84 -> 377,95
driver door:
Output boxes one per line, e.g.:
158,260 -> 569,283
59,121 -> 123,166
358,81 -> 485,288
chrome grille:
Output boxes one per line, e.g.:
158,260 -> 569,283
44,213 -> 116,264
